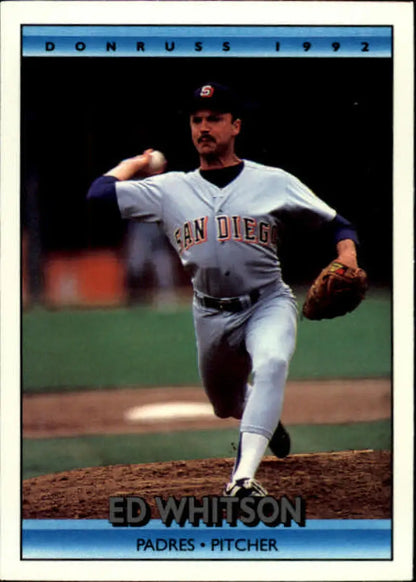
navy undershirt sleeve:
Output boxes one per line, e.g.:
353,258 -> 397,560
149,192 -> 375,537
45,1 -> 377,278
87,175 -> 121,220
329,213 -> 359,245
86,175 -> 124,245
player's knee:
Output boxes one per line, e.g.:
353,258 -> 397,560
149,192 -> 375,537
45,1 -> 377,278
214,408 -> 230,419
214,404 -> 242,420
255,352 -> 289,377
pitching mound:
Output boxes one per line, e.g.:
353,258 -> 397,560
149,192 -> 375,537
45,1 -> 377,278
23,449 -> 391,520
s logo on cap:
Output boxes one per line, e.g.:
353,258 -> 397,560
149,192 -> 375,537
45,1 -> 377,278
200,85 -> 214,98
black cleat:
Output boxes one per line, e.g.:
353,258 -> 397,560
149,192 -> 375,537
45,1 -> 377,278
223,477 -> 268,498
269,421 -> 291,458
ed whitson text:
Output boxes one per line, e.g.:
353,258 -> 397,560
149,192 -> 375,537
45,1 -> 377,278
109,495 -> 306,527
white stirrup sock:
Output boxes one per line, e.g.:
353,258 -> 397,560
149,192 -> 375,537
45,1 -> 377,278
232,431 -> 269,482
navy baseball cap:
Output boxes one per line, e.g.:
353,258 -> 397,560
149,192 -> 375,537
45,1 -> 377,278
188,82 -> 242,116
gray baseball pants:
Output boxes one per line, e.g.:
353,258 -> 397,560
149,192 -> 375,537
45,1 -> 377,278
192,281 -> 298,440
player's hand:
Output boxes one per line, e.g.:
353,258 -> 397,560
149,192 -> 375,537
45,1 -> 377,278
105,149 -> 166,180
120,149 -> 166,179
335,254 -> 358,269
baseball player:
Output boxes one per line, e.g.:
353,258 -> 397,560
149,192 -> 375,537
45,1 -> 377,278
125,221 -> 178,309
88,82 -> 360,498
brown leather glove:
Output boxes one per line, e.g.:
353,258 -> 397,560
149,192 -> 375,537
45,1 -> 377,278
302,261 -> 368,320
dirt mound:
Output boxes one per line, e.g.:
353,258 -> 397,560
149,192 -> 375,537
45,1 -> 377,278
23,449 -> 391,520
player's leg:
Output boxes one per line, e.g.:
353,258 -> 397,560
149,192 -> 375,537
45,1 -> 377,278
193,293 -> 297,498
243,291 -> 297,438
229,291 -> 297,489
125,222 -> 151,303
193,302 -> 269,498
125,221 -> 150,275
151,226 -> 178,309
153,248 -> 178,309
192,302 -> 251,420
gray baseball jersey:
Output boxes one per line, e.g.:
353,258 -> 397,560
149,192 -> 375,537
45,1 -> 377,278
115,160 -> 336,298
113,160 -> 337,441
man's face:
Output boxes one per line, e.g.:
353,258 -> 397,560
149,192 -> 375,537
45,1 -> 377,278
190,109 -> 241,157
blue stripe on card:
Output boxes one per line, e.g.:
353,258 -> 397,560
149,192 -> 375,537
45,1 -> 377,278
22,519 -> 392,560
22,26 -> 392,58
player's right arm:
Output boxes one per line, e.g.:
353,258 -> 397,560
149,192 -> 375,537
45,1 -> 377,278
87,174 -> 122,227
87,150 -> 164,224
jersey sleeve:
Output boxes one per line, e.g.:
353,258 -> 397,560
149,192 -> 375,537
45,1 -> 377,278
283,172 -> 336,228
115,176 -> 164,222
329,213 -> 359,245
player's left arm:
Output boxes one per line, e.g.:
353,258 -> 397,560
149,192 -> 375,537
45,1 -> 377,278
282,172 -> 361,269
329,213 -> 359,269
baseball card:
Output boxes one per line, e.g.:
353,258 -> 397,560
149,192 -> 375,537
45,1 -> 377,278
0,1 -> 413,581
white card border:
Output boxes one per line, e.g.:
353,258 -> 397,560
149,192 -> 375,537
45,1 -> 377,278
1,1 -> 414,580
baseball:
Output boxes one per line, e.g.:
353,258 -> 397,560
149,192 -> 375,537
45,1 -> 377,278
148,150 -> 166,172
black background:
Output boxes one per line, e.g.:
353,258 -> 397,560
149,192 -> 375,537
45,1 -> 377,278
21,56 -> 392,285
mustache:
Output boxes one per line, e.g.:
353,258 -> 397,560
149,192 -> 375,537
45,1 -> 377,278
198,135 -> 216,144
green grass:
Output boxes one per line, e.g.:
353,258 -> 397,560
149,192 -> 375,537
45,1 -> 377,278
290,420 -> 391,453
22,289 -> 391,393
292,290 -> 391,379
22,305 -> 197,391
22,420 -> 391,480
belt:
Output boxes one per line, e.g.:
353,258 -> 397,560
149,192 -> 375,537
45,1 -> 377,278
194,289 -> 260,313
